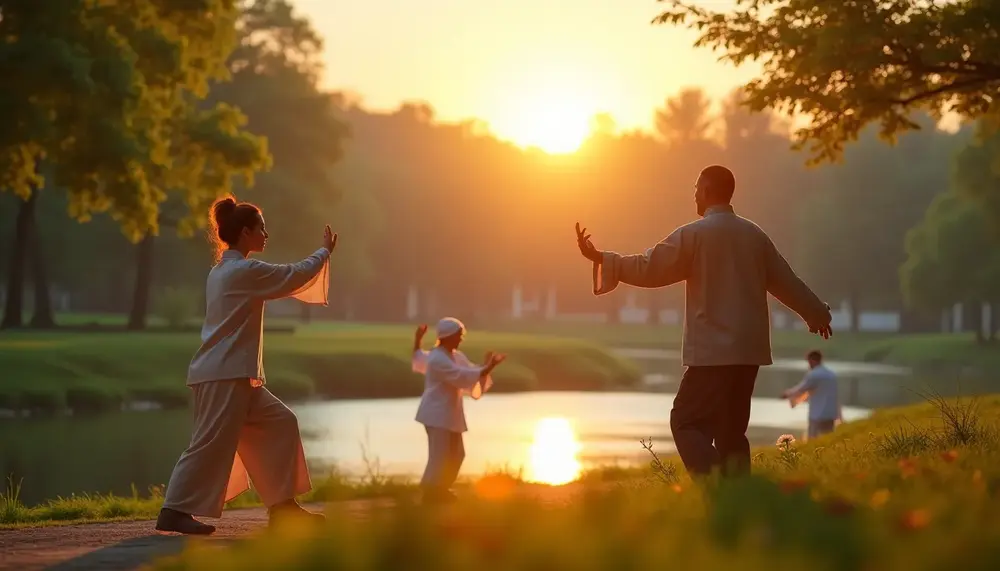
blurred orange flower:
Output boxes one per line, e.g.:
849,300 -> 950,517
898,509 -> 931,531
779,479 -> 809,493
898,458 -> 917,478
870,489 -> 890,509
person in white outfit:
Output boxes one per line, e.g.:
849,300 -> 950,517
782,350 -> 841,440
410,318 -> 506,504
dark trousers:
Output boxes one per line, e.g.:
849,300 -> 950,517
669,365 -> 759,477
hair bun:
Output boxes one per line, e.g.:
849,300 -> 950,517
212,196 -> 237,225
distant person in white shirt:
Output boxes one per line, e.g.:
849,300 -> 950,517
411,318 -> 506,504
782,350 -> 841,440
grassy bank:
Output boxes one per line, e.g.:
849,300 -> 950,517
0,324 -> 641,414
146,393 -> 1000,570
0,462 -> 632,529
491,320 -> 1000,371
0,466 -> 418,529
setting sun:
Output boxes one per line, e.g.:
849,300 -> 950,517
499,77 -> 600,154
527,417 -> 582,485
517,102 -> 593,154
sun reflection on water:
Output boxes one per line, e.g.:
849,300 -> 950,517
527,417 -> 582,486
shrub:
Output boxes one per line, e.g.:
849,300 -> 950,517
65,385 -> 123,414
153,287 -> 200,329
16,389 -> 63,414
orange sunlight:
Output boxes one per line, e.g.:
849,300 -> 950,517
526,417 -> 583,485
502,83 -> 598,155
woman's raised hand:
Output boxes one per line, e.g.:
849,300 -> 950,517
323,225 -> 338,252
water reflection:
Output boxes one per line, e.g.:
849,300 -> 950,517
0,392 -> 872,504
526,417 -> 582,485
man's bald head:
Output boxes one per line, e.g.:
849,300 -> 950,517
694,165 -> 736,216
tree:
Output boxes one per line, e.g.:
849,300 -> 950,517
1,0 -> 270,328
953,124 -> 1000,234
655,0 -> 1000,164
794,116 -> 967,327
124,0 -> 349,329
901,191 -> 1000,342
654,87 -> 715,148
210,0 -> 350,268
720,88 -> 806,248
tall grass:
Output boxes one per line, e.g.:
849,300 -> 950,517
0,475 -> 166,528
148,394 -> 1000,570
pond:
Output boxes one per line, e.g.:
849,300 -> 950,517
618,348 -> 920,409
0,390 -> 870,506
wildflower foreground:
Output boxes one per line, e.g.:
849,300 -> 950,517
148,394 -> 1000,571
2,394 -> 998,571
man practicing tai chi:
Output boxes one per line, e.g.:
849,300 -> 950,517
576,165 -> 832,477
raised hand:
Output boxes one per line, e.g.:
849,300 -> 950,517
483,351 -> 494,365
323,225 -> 338,252
490,353 -> 507,366
413,324 -> 428,352
575,222 -> 600,263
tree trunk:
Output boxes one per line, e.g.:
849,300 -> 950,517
973,300 -> 986,344
300,302 -> 312,324
28,200 -> 56,328
1,192 -> 37,329
127,234 -> 155,331
848,288 -> 861,333
989,302 -> 998,343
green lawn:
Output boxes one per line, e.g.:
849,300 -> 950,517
487,320 -> 1000,373
0,323 -> 641,413
35,311 -> 1000,371
4,312 -> 998,413
119,394 -> 1000,569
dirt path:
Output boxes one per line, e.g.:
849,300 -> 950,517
0,500 -> 384,571
0,485 -> 585,571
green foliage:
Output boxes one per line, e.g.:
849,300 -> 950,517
152,286 -> 201,329
0,0 -> 270,240
212,0 -> 352,263
954,124 -> 1000,235
796,118 -> 967,312
900,191 -> 1000,311
655,0 -> 1000,165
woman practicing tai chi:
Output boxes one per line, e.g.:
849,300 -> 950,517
156,196 -> 336,535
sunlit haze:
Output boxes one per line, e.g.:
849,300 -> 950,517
293,0 -> 755,150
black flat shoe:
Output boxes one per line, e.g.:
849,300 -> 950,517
155,508 -> 216,535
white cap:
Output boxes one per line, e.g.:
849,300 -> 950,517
435,317 -> 466,340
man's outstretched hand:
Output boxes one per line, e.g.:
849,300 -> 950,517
810,324 -> 833,340
575,222 -> 601,263
809,303 -> 834,340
